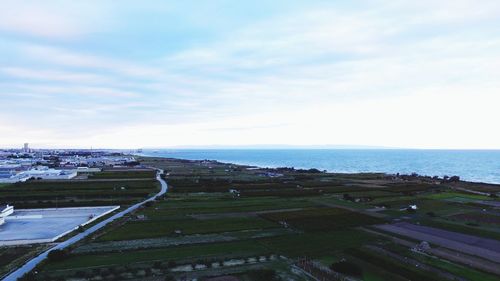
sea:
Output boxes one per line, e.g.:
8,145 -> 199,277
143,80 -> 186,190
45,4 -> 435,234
138,149 -> 500,184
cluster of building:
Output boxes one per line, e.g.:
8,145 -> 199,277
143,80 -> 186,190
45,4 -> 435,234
0,143 -> 138,183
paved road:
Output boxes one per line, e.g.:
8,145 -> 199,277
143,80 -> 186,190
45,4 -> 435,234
3,170 -> 168,281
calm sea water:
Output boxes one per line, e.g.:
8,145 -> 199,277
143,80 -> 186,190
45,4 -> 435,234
139,149 -> 500,184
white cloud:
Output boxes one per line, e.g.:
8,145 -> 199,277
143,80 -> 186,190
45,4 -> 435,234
1,67 -> 111,84
1,0 -> 500,148
7,84 -> 140,98
21,45 -> 166,78
0,1 -> 112,39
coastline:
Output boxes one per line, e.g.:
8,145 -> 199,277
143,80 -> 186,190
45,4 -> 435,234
134,149 -> 500,185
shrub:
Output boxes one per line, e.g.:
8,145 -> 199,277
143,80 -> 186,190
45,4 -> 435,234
18,272 -> 35,281
164,275 -> 175,281
330,260 -> 363,277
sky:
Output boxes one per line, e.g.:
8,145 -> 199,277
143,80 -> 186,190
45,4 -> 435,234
1,0 -> 500,149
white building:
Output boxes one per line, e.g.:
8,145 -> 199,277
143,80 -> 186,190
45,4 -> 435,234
0,205 -> 14,225
18,166 -> 77,180
75,167 -> 102,173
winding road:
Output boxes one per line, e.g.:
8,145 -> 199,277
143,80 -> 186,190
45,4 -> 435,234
3,169 -> 168,281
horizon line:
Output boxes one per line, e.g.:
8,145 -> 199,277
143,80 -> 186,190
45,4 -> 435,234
2,144 -> 500,151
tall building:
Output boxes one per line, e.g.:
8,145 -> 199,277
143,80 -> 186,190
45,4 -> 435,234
23,143 -> 29,153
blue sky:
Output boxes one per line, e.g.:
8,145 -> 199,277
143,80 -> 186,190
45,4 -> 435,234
1,0 -> 500,149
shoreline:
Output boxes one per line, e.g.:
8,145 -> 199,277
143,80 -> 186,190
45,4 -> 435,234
135,153 -> 500,187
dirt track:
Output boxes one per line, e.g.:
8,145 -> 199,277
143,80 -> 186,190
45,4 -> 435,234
375,222 -> 500,262
361,227 -> 500,275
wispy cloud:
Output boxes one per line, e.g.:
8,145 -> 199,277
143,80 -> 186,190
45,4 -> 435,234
1,0 -> 499,148
1,67 -> 112,84
0,1 -> 113,39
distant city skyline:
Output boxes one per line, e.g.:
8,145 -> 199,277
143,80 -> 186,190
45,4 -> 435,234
1,0 -> 500,149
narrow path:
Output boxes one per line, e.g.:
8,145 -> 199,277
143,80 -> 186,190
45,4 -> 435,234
311,199 -> 387,218
3,169 -> 168,281
451,186 -> 491,196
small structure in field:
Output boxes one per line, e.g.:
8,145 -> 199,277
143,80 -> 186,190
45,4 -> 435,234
412,241 -> 431,252
229,189 -> 240,197
400,204 -> 418,211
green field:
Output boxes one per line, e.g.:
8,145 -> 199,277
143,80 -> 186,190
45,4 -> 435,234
139,196 -> 318,218
424,192 -> 492,201
27,157 -> 500,281
259,230 -> 378,258
45,240 -> 270,271
0,245 -> 49,277
99,217 -> 279,241
408,252 -> 499,281
261,207 -> 384,231
88,170 -> 156,179
0,176 -> 159,208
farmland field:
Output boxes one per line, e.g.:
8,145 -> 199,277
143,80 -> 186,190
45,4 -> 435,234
261,207 -> 384,231
16,157 -> 500,281
0,245 -> 49,277
0,176 -> 159,208
98,217 -> 279,241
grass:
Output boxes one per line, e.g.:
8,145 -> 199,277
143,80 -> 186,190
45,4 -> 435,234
139,195 -> 318,218
424,192 -> 491,201
315,196 -> 371,209
259,230 -> 378,258
45,240 -> 270,270
0,245 -> 49,277
89,170 -> 156,179
362,271 -> 392,281
347,248 -> 443,281
420,219 -> 500,240
409,252 -> 499,281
